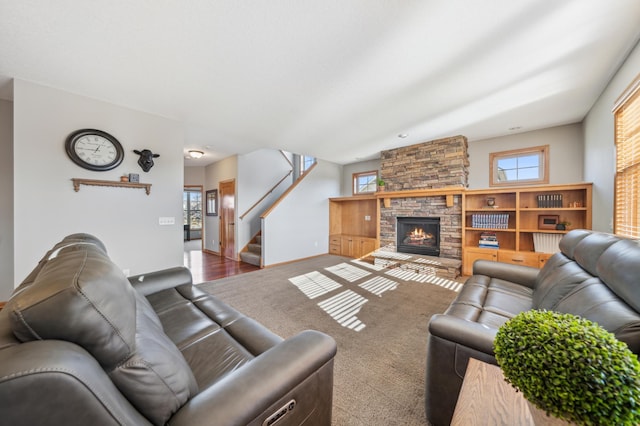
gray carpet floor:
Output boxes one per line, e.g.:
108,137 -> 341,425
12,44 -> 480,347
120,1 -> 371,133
197,254 -> 461,425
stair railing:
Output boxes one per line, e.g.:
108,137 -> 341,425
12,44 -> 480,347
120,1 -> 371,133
260,161 -> 317,219
239,170 -> 293,220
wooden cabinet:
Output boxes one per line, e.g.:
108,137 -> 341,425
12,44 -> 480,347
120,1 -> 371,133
339,235 -> 377,258
329,196 -> 380,258
462,183 -> 592,275
497,250 -> 540,268
329,235 -> 341,255
463,247 -> 498,275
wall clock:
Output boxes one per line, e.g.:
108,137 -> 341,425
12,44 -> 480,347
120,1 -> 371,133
65,129 -> 124,171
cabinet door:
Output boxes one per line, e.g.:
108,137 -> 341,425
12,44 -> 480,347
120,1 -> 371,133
538,252 -> 553,268
498,250 -> 539,268
359,238 -> 377,258
341,236 -> 355,257
463,248 -> 497,275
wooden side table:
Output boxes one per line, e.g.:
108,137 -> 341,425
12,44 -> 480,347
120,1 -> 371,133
451,358 -> 535,425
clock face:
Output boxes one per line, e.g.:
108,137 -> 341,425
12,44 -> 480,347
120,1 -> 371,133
65,129 -> 124,171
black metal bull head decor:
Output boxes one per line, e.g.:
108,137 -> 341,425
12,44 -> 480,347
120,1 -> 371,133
133,149 -> 160,172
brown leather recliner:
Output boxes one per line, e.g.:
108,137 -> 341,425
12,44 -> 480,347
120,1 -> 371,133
0,233 -> 337,425
426,229 -> 640,426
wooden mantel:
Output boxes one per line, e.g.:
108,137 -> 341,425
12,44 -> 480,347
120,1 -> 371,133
376,186 -> 465,208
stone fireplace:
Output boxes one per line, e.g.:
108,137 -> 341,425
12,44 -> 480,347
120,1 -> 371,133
379,135 -> 469,262
396,216 -> 440,256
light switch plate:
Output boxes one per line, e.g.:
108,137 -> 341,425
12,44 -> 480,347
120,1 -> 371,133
159,217 -> 175,225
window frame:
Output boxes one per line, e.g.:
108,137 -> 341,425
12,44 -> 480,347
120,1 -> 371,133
489,145 -> 549,187
300,155 -> 316,174
613,73 -> 640,238
352,170 -> 378,195
183,187 -> 203,230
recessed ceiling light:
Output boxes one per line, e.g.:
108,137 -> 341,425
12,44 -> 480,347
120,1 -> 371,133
188,150 -> 204,159
398,133 -> 408,138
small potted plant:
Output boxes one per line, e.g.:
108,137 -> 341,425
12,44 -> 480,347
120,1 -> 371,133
376,178 -> 386,192
494,309 -> 640,425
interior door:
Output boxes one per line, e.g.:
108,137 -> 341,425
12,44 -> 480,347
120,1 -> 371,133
219,179 -> 236,260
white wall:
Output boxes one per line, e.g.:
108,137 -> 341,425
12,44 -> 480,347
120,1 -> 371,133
0,99 -> 13,299
237,149 -> 292,250
13,80 -> 185,284
203,156 -> 237,253
184,166 -> 205,186
584,39 -> 640,233
263,159 -> 341,266
467,124 -> 584,189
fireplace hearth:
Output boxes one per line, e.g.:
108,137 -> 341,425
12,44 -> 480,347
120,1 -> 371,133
397,217 -> 440,256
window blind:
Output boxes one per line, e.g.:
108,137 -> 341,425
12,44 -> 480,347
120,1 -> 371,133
614,74 -> 640,238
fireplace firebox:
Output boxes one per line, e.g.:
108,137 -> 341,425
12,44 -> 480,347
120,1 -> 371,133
396,217 -> 440,256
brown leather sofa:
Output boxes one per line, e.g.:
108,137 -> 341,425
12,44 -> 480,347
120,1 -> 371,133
0,234 -> 337,425
425,229 -> 640,426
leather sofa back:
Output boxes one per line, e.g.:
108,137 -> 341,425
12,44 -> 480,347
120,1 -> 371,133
5,235 -> 198,425
534,230 -> 640,353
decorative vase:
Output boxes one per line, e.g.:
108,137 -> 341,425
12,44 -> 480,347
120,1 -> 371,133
377,185 -> 385,192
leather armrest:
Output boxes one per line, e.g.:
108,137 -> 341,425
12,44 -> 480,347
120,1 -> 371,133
0,340 -> 151,425
472,260 -> 539,289
128,266 -> 193,295
169,330 -> 337,426
428,314 -> 497,355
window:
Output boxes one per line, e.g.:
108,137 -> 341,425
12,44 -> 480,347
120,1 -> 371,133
183,188 -> 202,231
353,170 -> 378,195
489,145 -> 549,186
614,74 -> 640,238
301,155 -> 316,174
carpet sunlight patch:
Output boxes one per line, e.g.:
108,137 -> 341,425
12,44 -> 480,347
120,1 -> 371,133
325,263 -> 371,282
351,259 -> 387,271
317,290 -> 367,332
358,276 -> 398,297
385,268 -> 463,292
288,271 -> 342,299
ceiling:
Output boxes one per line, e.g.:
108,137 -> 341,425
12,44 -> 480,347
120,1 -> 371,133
1,1 -> 639,166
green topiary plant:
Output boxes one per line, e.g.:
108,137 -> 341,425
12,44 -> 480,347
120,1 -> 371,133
494,310 -> 640,426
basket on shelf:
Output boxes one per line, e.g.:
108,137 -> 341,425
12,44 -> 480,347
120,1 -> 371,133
533,233 -> 563,253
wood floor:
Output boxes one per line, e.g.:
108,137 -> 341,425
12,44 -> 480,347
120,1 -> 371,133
184,240 -> 259,284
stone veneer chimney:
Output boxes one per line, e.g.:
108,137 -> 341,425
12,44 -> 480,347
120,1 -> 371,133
379,135 -> 469,260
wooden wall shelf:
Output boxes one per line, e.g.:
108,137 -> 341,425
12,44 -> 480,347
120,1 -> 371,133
72,178 -> 152,195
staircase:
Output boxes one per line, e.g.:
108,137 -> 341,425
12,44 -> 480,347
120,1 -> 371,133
239,234 -> 262,267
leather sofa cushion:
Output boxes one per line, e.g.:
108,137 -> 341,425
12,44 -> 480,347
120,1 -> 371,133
445,275 -> 533,329
110,291 -> 198,425
145,283 -> 283,389
6,241 -> 197,426
598,239 -> 640,313
7,244 -> 137,367
553,277 -> 640,354
16,233 -> 107,290
558,229 -> 591,260
572,232 -> 621,276
533,252 -> 595,309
